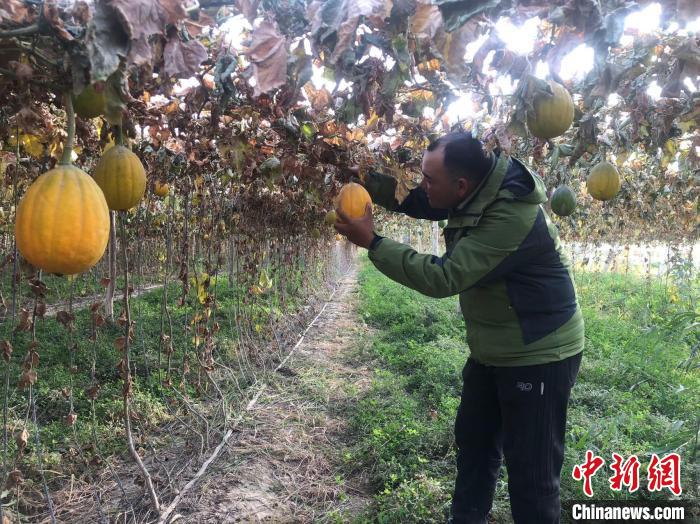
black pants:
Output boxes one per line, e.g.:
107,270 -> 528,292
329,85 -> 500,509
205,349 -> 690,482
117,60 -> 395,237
450,352 -> 582,524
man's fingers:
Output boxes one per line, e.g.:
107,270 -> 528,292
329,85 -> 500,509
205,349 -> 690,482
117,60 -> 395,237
336,208 -> 351,223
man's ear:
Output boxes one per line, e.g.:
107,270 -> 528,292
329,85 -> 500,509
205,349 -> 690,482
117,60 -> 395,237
456,177 -> 471,198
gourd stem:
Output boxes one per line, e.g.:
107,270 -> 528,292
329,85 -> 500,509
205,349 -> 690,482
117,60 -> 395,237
60,94 -> 75,165
115,124 -> 125,147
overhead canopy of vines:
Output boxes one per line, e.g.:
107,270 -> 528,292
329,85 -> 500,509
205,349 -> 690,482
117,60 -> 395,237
1,0 -> 698,243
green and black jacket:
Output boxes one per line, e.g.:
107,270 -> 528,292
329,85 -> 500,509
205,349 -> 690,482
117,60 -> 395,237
365,152 -> 584,367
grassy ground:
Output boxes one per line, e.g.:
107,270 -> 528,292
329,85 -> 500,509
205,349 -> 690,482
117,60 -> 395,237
347,257 -> 699,523
0,257 -> 326,508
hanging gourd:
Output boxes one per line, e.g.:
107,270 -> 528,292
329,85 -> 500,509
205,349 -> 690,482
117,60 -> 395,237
526,80 -> 575,139
335,182 -> 372,219
586,161 -> 621,201
93,127 -> 147,210
15,95 -> 110,275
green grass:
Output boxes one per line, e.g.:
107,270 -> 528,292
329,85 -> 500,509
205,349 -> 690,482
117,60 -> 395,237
346,258 -> 699,523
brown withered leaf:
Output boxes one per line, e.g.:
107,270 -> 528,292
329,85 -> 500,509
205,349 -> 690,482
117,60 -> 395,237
99,277 -> 111,288
13,107 -> 44,135
72,1 -> 91,24
114,336 -> 127,350
86,384 -> 101,400
65,412 -> 77,426
1,341 -> 12,363
0,0 -> 36,25
6,469 -> 23,488
127,35 -> 154,66
304,84 -> 332,112
410,0 -> 443,40
247,21 -> 288,97
235,0 -> 259,22
109,0 -> 186,41
86,0 -> 129,82
28,278 -> 47,298
331,0 -> 393,63
15,428 -> 28,451
24,350 -> 39,368
56,310 -> 75,328
184,11 -> 215,37
17,369 -> 37,391
164,36 -> 208,79
43,0 -> 73,42
35,302 -> 46,319
15,308 -> 32,333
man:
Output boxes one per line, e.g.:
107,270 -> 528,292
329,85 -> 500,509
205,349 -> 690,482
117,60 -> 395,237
335,132 -> 584,524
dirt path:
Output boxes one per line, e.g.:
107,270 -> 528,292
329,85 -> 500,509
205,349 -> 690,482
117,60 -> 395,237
177,267 -> 374,523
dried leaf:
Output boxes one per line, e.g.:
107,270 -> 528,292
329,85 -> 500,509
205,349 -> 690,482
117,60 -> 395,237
15,308 -> 32,333
235,0 -> 259,22
43,0 -> 73,42
18,370 -> 37,391
410,0 -> 443,40
24,350 -> 39,368
86,384 -> 101,400
127,35 -> 155,66
6,469 -> 23,488
72,1 -> 91,25
56,310 -> 75,328
114,336 -> 127,351
86,1 -> 129,82
247,21 -> 288,96
164,36 -> 208,79
108,0 -> 186,41
331,0 -> 394,63
65,412 -> 77,426
0,341 -> 12,363
304,84 -> 332,112
15,428 -> 28,451
35,302 -> 46,319
436,0 -> 499,32
0,0 -> 35,25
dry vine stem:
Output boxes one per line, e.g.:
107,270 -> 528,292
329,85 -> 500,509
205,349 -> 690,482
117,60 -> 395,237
119,210 -> 160,512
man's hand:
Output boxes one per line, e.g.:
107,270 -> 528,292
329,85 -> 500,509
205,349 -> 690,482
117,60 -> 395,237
334,203 -> 375,249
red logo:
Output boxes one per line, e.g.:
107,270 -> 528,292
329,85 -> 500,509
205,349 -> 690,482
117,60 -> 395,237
572,450 -> 605,497
609,453 -> 640,493
647,453 -> 682,496
573,452 -> 682,497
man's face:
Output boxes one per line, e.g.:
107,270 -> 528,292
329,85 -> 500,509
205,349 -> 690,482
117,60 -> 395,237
420,147 -> 472,209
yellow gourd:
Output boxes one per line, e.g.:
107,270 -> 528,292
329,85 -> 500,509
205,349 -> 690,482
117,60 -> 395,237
15,96 -> 109,275
335,182 -> 372,219
93,144 -> 146,210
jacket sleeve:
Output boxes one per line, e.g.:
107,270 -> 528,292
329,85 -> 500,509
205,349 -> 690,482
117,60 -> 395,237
364,171 -> 448,221
367,200 -> 539,298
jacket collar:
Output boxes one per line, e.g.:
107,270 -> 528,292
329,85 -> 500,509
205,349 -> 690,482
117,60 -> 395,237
446,152 -> 509,227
